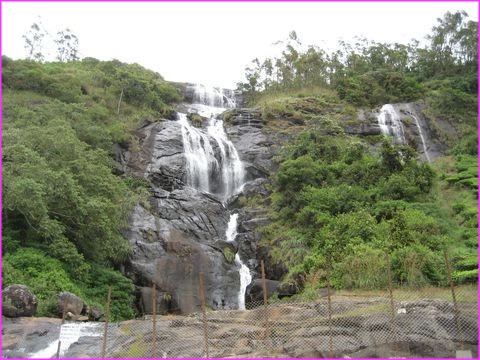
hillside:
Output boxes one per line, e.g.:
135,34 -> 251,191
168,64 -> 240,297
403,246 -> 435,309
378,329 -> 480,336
1,10 -> 477,328
2,57 -> 182,320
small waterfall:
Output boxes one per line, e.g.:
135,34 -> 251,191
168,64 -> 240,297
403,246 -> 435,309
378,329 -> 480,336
178,113 -> 218,192
406,104 -> 431,162
225,213 -> 252,310
178,84 -> 244,201
193,84 -> 236,108
377,104 -> 406,145
207,117 -> 245,198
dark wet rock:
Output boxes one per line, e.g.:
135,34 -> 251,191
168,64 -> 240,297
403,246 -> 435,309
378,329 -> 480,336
245,279 -> 299,304
2,284 -> 38,318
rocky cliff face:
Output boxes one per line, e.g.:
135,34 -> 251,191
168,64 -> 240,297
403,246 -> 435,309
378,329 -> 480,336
119,96 -> 296,314
119,89 -> 447,316
347,102 -> 447,161
121,119 -> 244,314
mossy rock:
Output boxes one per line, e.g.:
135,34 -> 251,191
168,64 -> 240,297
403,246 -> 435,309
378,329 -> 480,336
223,247 -> 235,264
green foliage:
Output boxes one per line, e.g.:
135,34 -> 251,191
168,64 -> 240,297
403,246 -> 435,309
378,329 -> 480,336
82,265 -> 135,321
262,123 -> 476,292
336,70 -> 422,107
2,248 -> 135,320
1,57 -> 181,320
2,248 -> 86,316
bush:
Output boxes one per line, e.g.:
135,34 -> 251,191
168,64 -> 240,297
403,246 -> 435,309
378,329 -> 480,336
82,265 -> 135,321
2,248 -> 85,316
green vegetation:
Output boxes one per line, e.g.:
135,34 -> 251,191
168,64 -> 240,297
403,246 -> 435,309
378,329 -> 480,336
2,57 -> 181,319
238,11 -> 477,295
2,10 -> 476,318
239,12 -> 476,114
260,124 -> 476,293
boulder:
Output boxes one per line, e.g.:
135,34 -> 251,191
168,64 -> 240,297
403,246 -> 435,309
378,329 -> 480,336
2,284 -> 38,317
57,292 -> 85,317
88,306 -> 104,321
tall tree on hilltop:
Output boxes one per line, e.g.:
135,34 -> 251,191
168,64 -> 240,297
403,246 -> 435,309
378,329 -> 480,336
23,20 -> 47,61
55,28 -> 80,62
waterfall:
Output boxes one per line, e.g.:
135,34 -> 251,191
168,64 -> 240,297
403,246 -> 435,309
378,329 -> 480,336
377,104 -> 406,145
178,85 -> 251,309
178,113 -> 218,192
406,104 -> 431,162
192,84 -> 236,108
207,117 -> 245,199
225,213 -> 252,310
178,84 -> 244,201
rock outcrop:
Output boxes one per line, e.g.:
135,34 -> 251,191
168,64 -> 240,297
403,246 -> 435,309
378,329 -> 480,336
2,284 -> 38,318
121,117 -> 244,314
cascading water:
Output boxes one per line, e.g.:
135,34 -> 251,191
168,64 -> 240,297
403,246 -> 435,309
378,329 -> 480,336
405,104 -> 431,162
178,85 -> 244,201
377,104 -> 406,145
225,213 -> 252,310
178,113 -> 218,192
179,84 -> 251,309
192,84 -> 236,109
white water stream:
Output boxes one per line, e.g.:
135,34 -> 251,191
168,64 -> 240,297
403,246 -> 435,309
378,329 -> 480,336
406,104 -> 431,162
178,85 -> 244,201
377,104 -> 406,145
225,213 -> 252,310
377,103 -> 431,162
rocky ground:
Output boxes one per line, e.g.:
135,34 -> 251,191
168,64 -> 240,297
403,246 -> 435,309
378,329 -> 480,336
2,296 -> 477,358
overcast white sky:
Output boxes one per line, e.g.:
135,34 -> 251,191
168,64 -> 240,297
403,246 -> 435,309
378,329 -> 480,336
2,1 -> 478,88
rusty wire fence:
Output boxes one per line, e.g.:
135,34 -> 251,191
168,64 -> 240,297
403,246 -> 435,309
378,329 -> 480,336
96,255 -> 477,359
84,283 -> 477,359
11,256 -> 478,359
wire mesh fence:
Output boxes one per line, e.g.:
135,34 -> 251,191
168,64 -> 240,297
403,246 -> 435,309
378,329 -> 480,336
12,255 -> 477,359
20,283 -> 476,358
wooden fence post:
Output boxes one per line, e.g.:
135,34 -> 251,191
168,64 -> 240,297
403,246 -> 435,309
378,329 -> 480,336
101,286 -> 112,358
444,249 -> 463,349
261,260 -> 270,349
326,265 -> 333,358
199,272 -> 209,358
152,283 -> 157,358
56,296 -> 68,358
386,253 -> 398,357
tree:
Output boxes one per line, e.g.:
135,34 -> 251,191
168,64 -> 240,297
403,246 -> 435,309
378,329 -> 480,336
22,21 -> 46,61
55,28 -> 79,62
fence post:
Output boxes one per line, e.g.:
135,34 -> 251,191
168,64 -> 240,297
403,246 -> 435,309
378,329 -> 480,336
386,253 -> 398,357
152,283 -> 157,358
326,265 -> 333,358
199,272 -> 209,358
444,250 -> 463,349
101,286 -> 112,358
56,296 -> 68,358
261,260 -> 270,349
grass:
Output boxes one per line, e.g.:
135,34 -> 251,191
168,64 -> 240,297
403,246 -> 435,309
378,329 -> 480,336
335,284 -> 478,303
